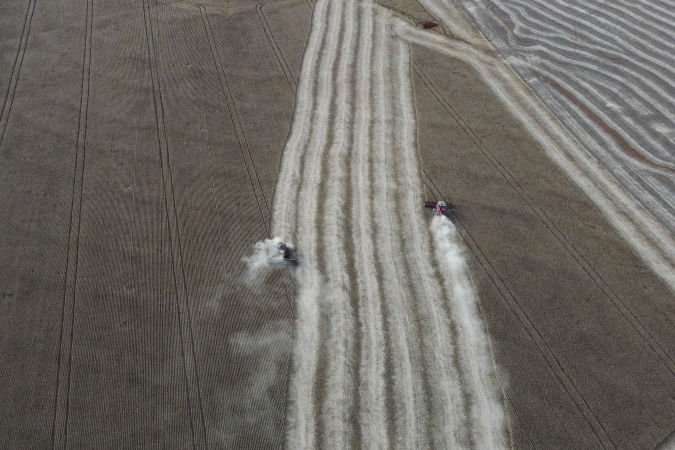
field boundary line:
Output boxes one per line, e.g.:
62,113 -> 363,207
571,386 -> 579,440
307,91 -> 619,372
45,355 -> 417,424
0,0 -> 36,150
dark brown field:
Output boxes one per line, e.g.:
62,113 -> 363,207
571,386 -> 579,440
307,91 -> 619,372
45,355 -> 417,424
0,0 -> 672,448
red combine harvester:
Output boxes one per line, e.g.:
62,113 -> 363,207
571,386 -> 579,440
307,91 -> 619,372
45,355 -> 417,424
424,200 -> 452,216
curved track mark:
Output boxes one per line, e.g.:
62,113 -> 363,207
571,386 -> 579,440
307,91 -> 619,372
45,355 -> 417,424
540,74 -> 675,175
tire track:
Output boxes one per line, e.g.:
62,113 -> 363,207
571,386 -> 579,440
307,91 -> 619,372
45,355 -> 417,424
200,7 -> 271,233
0,0 -> 36,150
51,0 -> 93,446
142,2 -> 207,447
256,3 -> 297,93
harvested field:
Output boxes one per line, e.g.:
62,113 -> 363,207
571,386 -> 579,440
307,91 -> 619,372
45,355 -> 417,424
0,0 -> 673,448
450,0 -> 675,279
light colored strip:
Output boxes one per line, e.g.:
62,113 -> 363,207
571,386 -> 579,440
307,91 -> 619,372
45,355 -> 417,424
391,34 -> 469,448
351,3 -> 389,447
320,0 -> 357,446
272,0 -> 328,238
285,0 -> 344,447
371,9 -> 426,448
432,216 -> 508,449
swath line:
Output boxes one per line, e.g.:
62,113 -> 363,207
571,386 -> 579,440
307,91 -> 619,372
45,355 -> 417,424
351,3 -> 388,447
284,0 -> 340,446
371,9 -> 426,447
319,0 -> 357,446
272,0 -> 329,237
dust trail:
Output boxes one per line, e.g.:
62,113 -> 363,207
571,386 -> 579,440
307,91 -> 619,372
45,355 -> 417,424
432,215 -> 507,448
242,237 -> 284,274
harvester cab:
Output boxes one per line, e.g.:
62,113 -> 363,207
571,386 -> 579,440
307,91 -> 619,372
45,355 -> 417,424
277,239 -> 298,265
424,200 -> 452,216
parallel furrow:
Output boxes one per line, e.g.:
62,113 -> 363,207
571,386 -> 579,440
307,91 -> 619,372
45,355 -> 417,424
275,2 -> 508,448
371,11 -> 427,447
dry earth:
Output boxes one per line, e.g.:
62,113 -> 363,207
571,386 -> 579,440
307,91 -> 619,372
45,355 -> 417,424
0,0 -> 673,448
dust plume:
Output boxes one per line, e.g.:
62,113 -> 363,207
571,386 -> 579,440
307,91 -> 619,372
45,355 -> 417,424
431,215 -> 508,449
242,237 -> 296,275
